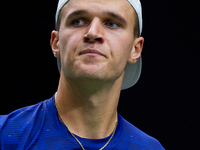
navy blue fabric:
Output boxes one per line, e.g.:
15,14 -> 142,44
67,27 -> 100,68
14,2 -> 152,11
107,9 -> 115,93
0,95 -> 165,150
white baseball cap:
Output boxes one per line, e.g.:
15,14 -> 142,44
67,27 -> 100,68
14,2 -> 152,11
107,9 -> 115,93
55,0 -> 143,90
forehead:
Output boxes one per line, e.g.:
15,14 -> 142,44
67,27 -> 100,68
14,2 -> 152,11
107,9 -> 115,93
61,0 -> 135,22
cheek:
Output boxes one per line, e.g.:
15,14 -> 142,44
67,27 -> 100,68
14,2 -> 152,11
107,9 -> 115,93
60,30 -> 82,55
105,38 -> 132,79
59,31 -> 82,71
111,35 -> 133,63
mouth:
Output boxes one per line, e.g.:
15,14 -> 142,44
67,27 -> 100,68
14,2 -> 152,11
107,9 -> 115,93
79,49 -> 105,57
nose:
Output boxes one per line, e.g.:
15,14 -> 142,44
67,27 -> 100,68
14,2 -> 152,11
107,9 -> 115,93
84,18 -> 104,44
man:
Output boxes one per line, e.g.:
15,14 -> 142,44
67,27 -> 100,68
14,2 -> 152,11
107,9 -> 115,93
0,0 -> 165,149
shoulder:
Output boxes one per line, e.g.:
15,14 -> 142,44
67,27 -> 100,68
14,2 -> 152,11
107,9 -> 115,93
0,97 -> 53,149
119,115 -> 165,150
0,100 -> 46,128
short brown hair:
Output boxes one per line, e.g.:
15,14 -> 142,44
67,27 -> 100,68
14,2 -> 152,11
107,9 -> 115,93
55,3 -> 140,38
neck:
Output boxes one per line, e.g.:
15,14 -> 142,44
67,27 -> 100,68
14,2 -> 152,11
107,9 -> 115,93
55,71 -> 123,139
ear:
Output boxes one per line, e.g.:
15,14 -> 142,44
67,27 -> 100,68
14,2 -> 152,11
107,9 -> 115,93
50,30 -> 60,57
128,37 -> 144,64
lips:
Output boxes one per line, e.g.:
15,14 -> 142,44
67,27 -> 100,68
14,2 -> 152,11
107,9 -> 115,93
79,49 -> 105,57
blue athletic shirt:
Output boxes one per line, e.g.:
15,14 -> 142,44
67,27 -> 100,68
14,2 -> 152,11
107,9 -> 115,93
0,95 -> 165,150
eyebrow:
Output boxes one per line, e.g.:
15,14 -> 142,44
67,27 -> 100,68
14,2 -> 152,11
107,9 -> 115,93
104,11 -> 127,25
66,10 -> 89,21
66,10 -> 127,25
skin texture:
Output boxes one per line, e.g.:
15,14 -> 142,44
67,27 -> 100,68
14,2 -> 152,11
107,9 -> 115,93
50,0 -> 144,139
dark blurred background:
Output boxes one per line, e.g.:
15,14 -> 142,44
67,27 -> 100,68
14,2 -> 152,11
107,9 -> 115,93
1,0 -> 200,149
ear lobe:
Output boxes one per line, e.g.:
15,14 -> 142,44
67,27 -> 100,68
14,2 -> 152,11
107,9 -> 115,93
128,37 -> 144,64
50,30 -> 60,57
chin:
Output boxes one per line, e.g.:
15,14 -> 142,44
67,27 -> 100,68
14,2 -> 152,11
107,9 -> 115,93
65,62 -> 120,82
77,69 -> 106,81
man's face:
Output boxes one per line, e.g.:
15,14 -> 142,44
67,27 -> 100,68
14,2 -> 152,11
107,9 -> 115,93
54,0 -> 141,83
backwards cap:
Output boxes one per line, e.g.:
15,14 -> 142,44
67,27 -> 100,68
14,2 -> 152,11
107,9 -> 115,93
55,0 -> 143,90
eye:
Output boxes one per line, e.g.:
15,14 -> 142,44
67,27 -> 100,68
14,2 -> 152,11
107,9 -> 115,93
105,21 -> 119,28
72,19 -> 85,26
